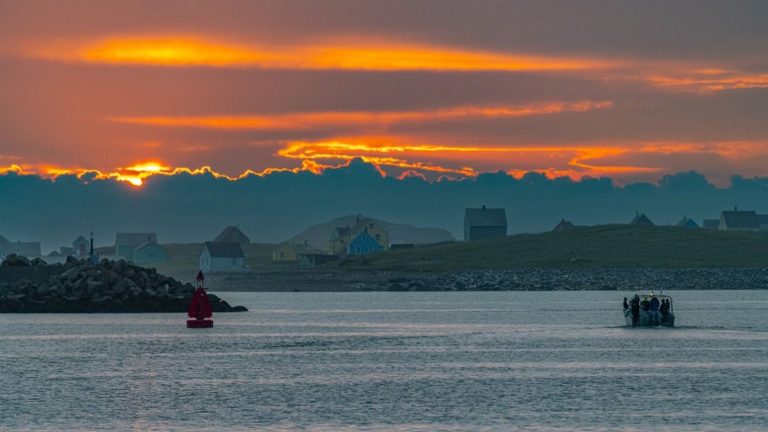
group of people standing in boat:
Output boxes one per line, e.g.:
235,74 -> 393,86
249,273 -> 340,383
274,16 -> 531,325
623,294 -> 673,326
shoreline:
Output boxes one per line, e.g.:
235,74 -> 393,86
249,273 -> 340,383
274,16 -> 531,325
198,267 -> 768,292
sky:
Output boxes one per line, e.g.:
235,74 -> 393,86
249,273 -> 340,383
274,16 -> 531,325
1,1 -> 768,249
0,0 -> 767,185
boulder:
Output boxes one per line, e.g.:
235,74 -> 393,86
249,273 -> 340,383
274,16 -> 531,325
113,278 -> 129,294
113,260 -> 126,273
61,267 -> 80,282
1,254 -> 30,267
86,280 -> 106,293
30,258 -> 47,267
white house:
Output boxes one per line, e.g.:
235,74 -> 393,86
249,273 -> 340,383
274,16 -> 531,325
132,241 -> 169,265
115,232 -> 158,260
199,242 -> 248,273
72,235 -> 89,257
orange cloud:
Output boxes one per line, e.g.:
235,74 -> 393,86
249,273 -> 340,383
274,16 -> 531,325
4,140 -> 766,187
28,34 -> 768,94
108,101 -> 612,130
0,159 -> 333,187
277,139 -> 662,179
645,70 -> 768,93
28,35 -> 618,72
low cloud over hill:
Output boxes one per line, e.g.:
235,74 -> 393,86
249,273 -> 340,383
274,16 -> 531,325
2,159 -> 768,252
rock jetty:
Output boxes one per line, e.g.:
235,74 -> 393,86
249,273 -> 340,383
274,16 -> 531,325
0,254 -> 247,313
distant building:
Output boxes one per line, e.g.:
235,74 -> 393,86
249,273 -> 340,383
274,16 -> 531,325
759,214 -> 768,231
330,227 -> 352,255
72,235 -> 89,257
719,207 -> 760,231
199,242 -> 247,273
330,217 -> 389,256
552,219 -> 576,232
347,230 -> 384,256
464,206 -> 507,241
298,252 -> 338,268
213,226 -> 251,245
115,233 -> 158,260
702,219 -> 720,230
0,234 -> 9,258
273,242 -> 325,262
6,241 -> 42,258
629,212 -> 655,226
60,246 -> 75,256
676,217 -> 699,229
132,241 -> 169,265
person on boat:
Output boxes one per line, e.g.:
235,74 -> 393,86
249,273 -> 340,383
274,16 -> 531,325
622,297 -> 632,325
660,299 -> 669,323
630,295 -> 640,325
649,296 -> 661,325
638,297 -> 650,325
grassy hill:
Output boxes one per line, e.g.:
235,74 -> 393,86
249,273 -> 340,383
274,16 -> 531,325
96,225 -> 768,278
336,225 -> 768,271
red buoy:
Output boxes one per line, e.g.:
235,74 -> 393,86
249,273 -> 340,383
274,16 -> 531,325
187,271 -> 213,328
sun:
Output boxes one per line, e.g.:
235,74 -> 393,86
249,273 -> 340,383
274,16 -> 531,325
114,161 -> 171,186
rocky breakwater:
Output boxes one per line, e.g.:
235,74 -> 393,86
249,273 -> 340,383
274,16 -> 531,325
0,254 -> 247,313
380,268 -> 768,291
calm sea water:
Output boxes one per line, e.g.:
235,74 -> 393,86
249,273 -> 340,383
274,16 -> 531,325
1,290 -> 767,431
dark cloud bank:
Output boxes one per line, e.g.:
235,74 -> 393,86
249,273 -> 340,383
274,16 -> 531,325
2,159 -> 768,252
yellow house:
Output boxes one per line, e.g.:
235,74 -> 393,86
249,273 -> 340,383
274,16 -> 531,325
329,218 -> 389,256
272,242 -> 324,262
330,227 -> 352,255
272,243 -> 299,262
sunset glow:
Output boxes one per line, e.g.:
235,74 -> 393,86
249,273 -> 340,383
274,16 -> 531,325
646,71 -> 768,93
108,101 -> 613,130
3,137 -> 766,188
277,140 -> 664,178
3,2 -> 768,189
29,36 -> 618,72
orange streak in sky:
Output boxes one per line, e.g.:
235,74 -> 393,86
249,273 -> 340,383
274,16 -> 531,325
30,36 -> 618,71
109,101 -> 612,130
646,71 -> 768,93
277,140 -> 661,178
25,35 -> 768,95
4,140 -> 765,186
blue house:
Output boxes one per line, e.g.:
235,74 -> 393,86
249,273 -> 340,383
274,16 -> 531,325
347,230 -> 383,256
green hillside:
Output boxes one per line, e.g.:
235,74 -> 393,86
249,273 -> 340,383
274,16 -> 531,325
337,225 -> 768,270
98,225 -> 768,278
151,243 -> 281,277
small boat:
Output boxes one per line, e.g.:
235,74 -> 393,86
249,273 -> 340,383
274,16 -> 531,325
624,293 -> 675,327
187,271 -> 213,328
